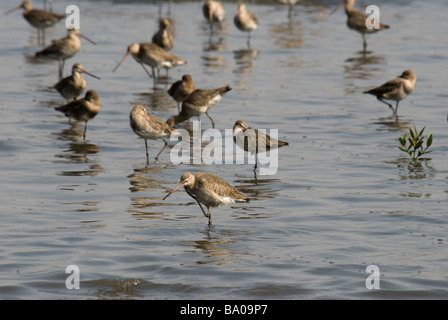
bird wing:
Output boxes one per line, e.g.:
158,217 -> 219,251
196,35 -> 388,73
364,78 -> 401,97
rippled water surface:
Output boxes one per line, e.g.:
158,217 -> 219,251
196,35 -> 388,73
1,0 -> 447,299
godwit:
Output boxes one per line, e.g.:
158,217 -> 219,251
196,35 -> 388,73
5,0 -> 65,45
152,18 -> 174,51
54,63 -> 100,101
234,2 -> 258,47
363,70 -> 417,117
35,28 -> 97,80
167,74 -> 195,112
163,172 -> 250,224
332,0 -> 389,52
203,0 -> 225,34
129,104 -> 175,164
233,120 -> 289,172
166,84 -> 232,128
112,42 -> 186,83
55,90 -> 101,140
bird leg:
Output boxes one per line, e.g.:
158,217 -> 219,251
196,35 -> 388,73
139,62 -> 153,79
393,101 -> 400,117
362,33 -> 367,53
83,121 -> 87,140
196,200 -> 210,219
377,96 -> 394,112
144,139 -> 149,166
155,141 -> 168,161
253,154 -> 258,173
205,111 -> 215,128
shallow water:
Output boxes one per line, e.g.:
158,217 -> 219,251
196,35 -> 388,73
1,0 -> 447,300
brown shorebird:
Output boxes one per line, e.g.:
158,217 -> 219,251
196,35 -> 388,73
166,85 -> 232,128
55,90 -> 101,140
233,120 -> 289,172
167,74 -> 195,112
363,70 -> 417,117
332,0 -> 389,52
5,0 -> 65,45
35,28 -> 97,80
152,18 -> 174,51
129,104 -> 175,164
112,42 -> 186,84
163,172 -> 250,224
54,63 -> 100,101
203,0 -> 225,34
234,2 -> 258,47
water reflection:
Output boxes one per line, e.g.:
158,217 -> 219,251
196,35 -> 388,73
270,19 -> 303,49
53,122 -> 104,176
128,165 -> 171,219
344,52 -> 387,96
234,175 -> 282,202
233,48 -> 259,75
132,88 -> 175,113
371,115 -> 413,133
394,158 -> 436,182
181,226 -> 248,265
203,36 -> 226,52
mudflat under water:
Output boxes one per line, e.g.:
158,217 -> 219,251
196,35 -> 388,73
0,0 -> 447,299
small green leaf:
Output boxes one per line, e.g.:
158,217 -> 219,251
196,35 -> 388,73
427,133 -> 433,147
419,126 -> 426,137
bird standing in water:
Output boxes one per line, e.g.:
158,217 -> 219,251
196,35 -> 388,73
152,18 -> 174,51
163,172 -> 250,225
233,120 -> 289,173
35,28 -> 97,80
331,0 -> 389,53
5,0 -> 65,45
54,63 -> 100,102
55,90 -> 101,140
167,74 -> 196,112
166,85 -> 231,128
129,104 -> 175,165
234,2 -> 258,48
363,70 -> 417,117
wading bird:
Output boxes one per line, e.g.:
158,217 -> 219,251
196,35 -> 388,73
163,172 -> 250,225
363,70 -> 417,117
5,0 -> 65,45
129,104 -> 175,164
55,90 -> 101,140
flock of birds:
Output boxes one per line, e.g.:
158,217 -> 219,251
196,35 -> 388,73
6,0 -> 418,224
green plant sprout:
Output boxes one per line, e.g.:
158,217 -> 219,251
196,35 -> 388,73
398,125 -> 433,160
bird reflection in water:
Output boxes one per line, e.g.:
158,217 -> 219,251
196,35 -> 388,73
53,122 -> 104,176
269,18 -> 303,50
132,87 -> 174,113
344,52 -> 387,98
233,48 -> 259,75
182,228 -> 248,265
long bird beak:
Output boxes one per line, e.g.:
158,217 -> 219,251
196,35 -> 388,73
162,182 -> 184,200
112,52 -> 130,73
76,31 -> 97,45
330,1 -> 344,16
81,69 -> 101,80
4,5 -> 21,15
